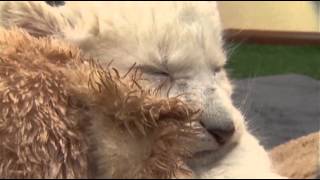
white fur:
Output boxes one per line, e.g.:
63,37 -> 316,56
0,1 -> 284,178
194,132 -> 283,178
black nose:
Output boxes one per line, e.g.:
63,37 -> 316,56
200,120 -> 235,145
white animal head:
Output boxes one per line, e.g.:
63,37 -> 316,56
0,1 -> 258,177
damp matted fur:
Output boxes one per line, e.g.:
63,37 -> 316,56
0,28 -> 201,179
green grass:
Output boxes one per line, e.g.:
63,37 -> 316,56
225,43 -> 320,80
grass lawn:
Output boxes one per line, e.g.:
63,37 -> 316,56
225,43 -> 320,80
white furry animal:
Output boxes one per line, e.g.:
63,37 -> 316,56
0,1 -> 284,178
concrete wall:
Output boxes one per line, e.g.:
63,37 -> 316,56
218,1 -> 319,32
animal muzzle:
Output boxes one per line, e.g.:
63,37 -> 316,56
171,82 -> 238,146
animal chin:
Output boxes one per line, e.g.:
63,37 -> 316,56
187,140 -> 238,169
189,136 -> 220,155
189,133 -> 238,162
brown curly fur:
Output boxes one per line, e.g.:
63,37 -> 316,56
0,28 -> 89,178
0,28 -> 200,179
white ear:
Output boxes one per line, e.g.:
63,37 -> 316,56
0,1 -> 67,37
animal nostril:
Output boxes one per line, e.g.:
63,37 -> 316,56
208,127 -> 235,145
200,121 -> 235,145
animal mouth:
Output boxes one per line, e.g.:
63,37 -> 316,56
190,132 -> 239,160
210,131 -> 228,145
186,121 -> 239,159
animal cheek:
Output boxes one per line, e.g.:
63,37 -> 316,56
216,72 -> 233,97
168,84 -> 203,105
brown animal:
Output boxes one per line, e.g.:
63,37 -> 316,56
0,28 -> 200,179
270,132 -> 320,179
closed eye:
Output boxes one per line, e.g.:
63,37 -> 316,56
45,1 -> 65,7
137,64 -> 170,77
213,66 -> 223,75
136,65 -> 172,91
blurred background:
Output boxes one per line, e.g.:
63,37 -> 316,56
219,1 -> 319,32
217,1 -> 319,149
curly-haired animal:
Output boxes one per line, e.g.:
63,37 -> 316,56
0,1 -> 284,178
0,27 -> 202,179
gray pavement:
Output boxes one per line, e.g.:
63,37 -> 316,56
232,74 -> 320,149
